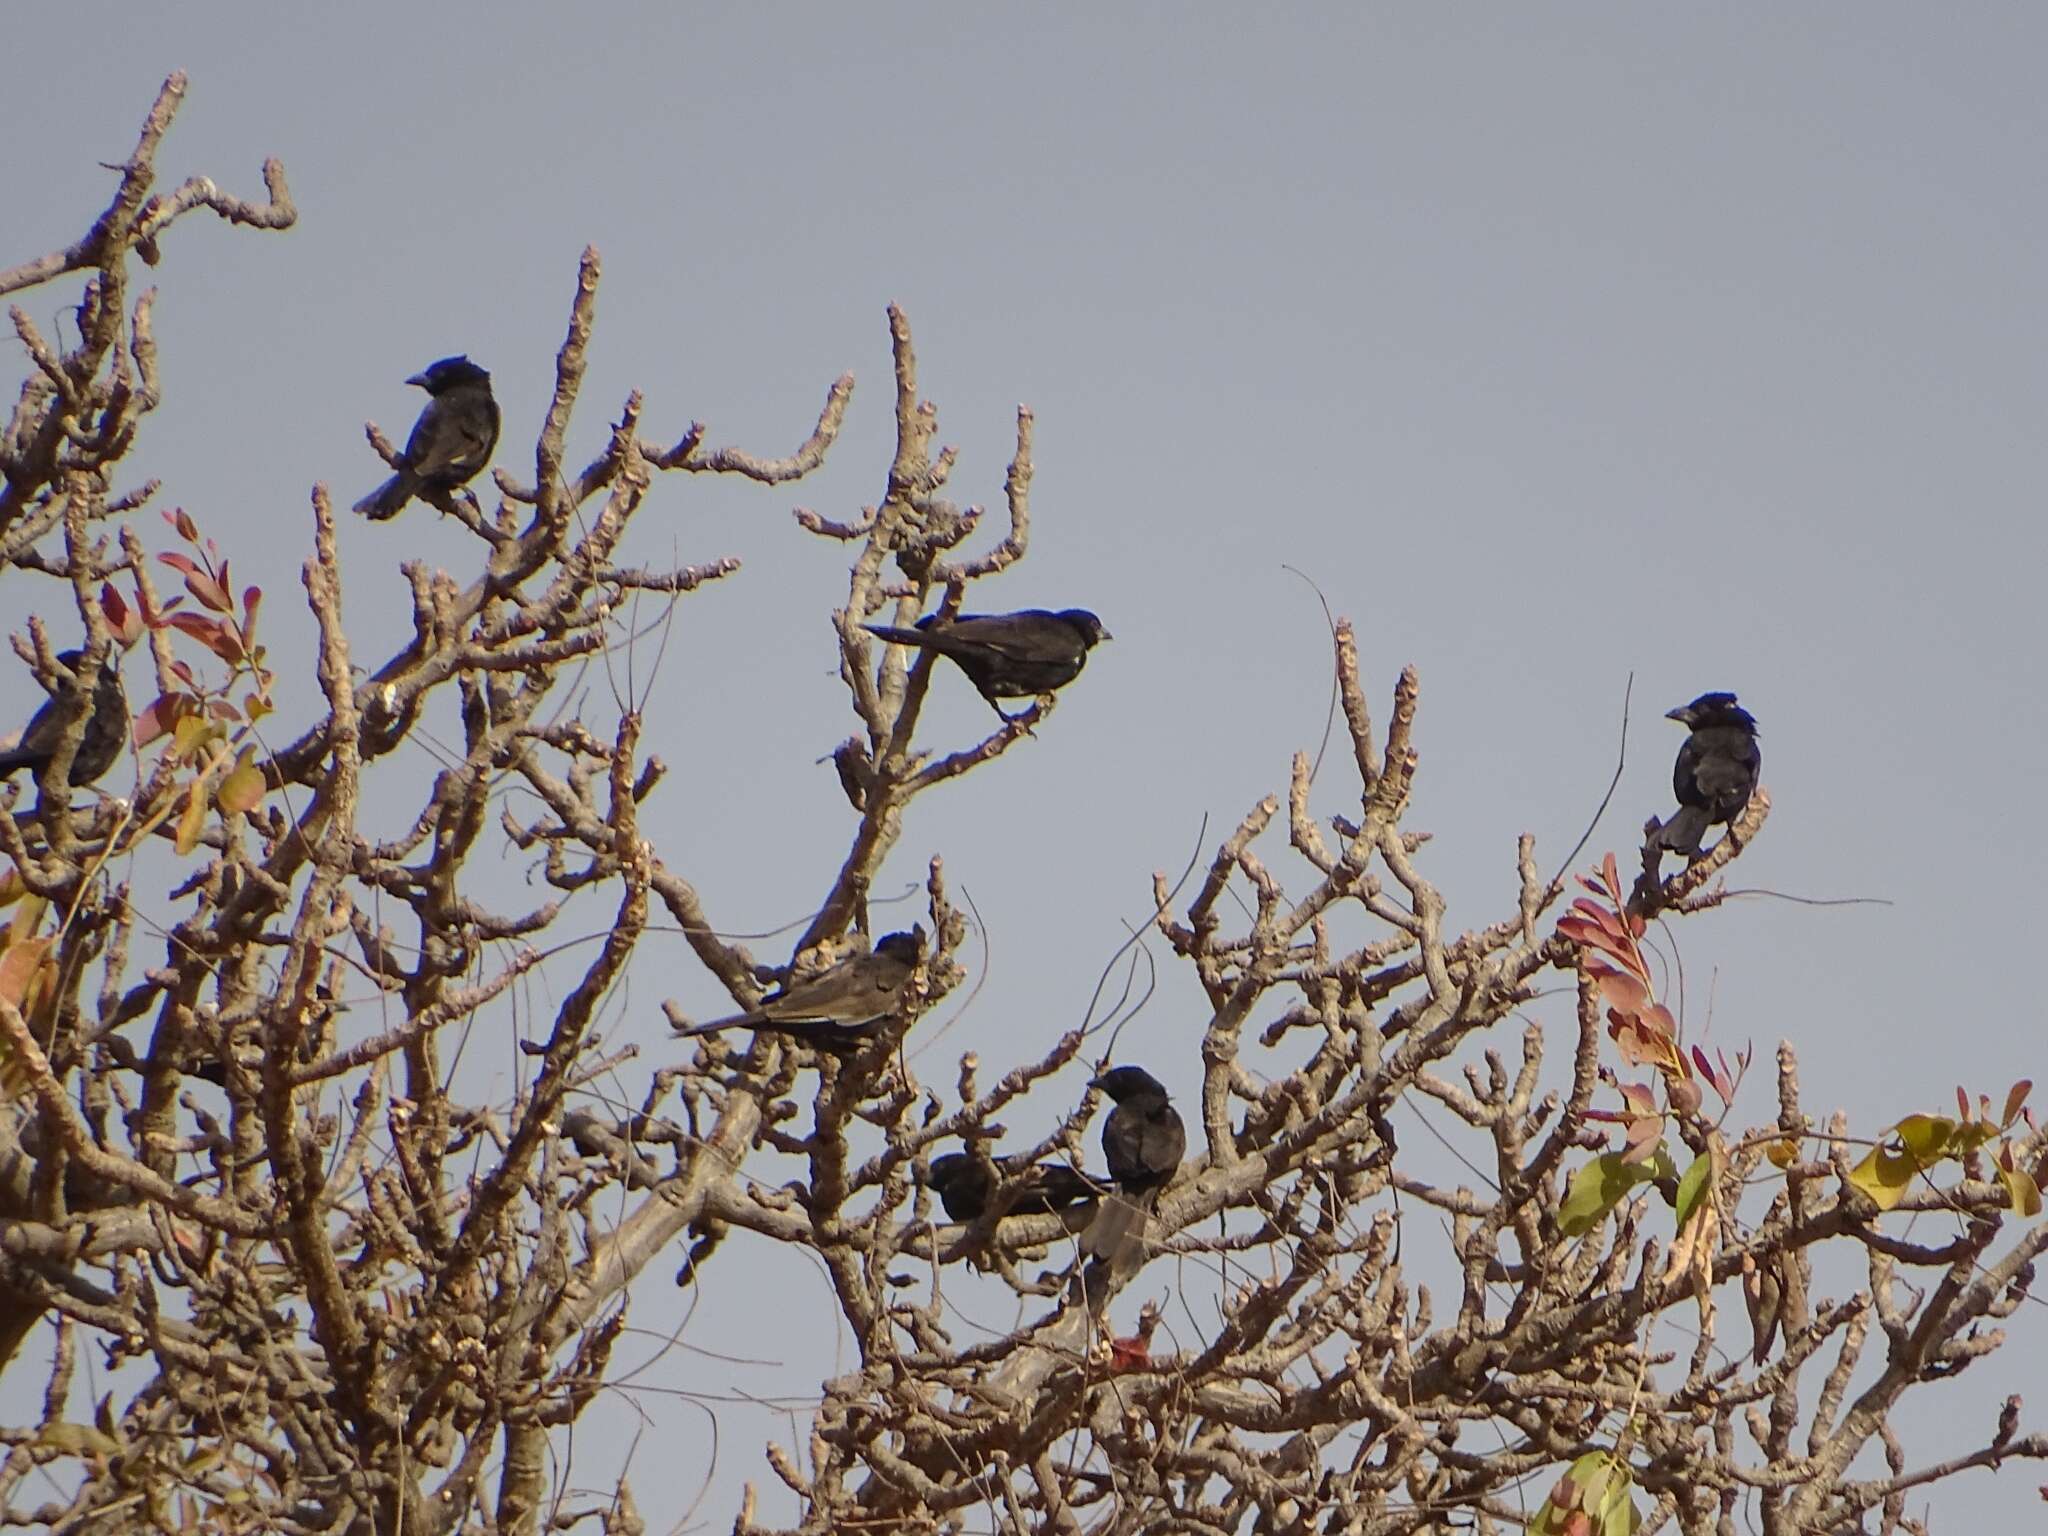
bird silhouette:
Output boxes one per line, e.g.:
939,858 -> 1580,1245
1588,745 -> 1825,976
1652,692 -> 1760,858
0,648 -> 127,788
864,608 -> 1109,721
353,355 -> 501,520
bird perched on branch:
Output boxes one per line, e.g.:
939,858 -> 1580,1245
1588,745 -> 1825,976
0,649 -> 127,788
928,1152 -> 1104,1223
1652,692 -> 1761,859
352,355 -> 501,520
673,928 -> 926,1048
1081,1066 -> 1185,1269
863,608 -> 1110,722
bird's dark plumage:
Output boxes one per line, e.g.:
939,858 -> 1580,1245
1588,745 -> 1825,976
864,608 -> 1110,721
928,1153 -> 1103,1224
1082,1066 -> 1186,1268
1653,692 -> 1761,858
0,649 -> 127,788
353,356 -> 501,520
675,928 -> 926,1047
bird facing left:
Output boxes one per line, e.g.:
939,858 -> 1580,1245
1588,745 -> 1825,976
0,648 -> 128,788
352,355 -> 501,521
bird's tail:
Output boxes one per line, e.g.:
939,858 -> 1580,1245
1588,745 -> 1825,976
1081,1189 -> 1158,1270
863,624 -> 933,649
352,473 -> 415,520
1652,805 -> 1711,858
671,1011 -> 758,1039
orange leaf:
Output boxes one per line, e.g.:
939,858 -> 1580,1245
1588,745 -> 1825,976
0,937 -> 52,1009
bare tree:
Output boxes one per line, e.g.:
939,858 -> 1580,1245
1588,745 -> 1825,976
2,77 -> 2043,1536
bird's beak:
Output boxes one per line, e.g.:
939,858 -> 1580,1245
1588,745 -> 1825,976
405,371 -> 431,388
1099,628 -> 1115,642
1665,707 -> 1692,724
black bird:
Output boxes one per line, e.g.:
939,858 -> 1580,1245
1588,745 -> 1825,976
1082,1066 -> 1186,1268
1652,692 -> 1761,858
352,356 -> 501,520
863,609 -> 1110,722
673,928 -> 926,1048
0,649 -> 127,788
928,1152 -> 1104,1224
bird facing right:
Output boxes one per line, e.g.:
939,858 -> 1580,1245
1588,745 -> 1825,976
1081,1065 -> 1186,1269
1653,691 -> 1761,859
863,608 -> 1110,722
353,355 -> 501,520
0,649 -> 127,788
672,927 -> 927,1049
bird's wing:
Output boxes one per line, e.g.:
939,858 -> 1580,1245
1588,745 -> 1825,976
945,615 -> 1084,666
755,951 -> 904,1024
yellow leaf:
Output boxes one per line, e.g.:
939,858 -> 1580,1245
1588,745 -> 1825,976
1766,1136 -> 1801,1169
218,753 -> 264,815
174,777 -> 208,855
1896,1114 -> 1958,1161
1848,1143 -> 1920,1211
1997,1164 -> 2043,1219
0,866 -> 21,909
170,713 -> 211,762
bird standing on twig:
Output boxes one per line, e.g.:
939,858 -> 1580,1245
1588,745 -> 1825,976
353,355 -> 501,520
672,928 -> 926,1048
0,649 -> 127,789
1081,1065 -> 1185,1269
864,608 -> 1110,722
1652,692 -> 1761,859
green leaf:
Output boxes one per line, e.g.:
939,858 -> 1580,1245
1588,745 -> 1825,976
1559,1153 -> 1659,1237
1672,1150 -> 1713,1231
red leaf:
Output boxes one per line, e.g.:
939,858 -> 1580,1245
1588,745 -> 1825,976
164,609 -> 244,663
131,692 -> 192,747
2004,1080 -> 2032,1129
1108,1336 -> 1151,1371
175,507 -> 198,541
170,659 -> 197,688
1557,916 -> 1639,972
241,586 -> 262,645
1601,851 -> 1621,900
99,582 -> 129,631
185,569 -> 231,614
1666,1074 -> 1703,1117
1588,961 -> 1650,1015
1691,1045 -> 1733,1101
1569,898 -> 1628,940
157,551 -> 201,577
1617,1081 -> 1657,1115
1621,1113 -> 1663,1164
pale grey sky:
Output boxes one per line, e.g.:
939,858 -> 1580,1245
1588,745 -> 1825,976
5,6 -> 2044,1528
